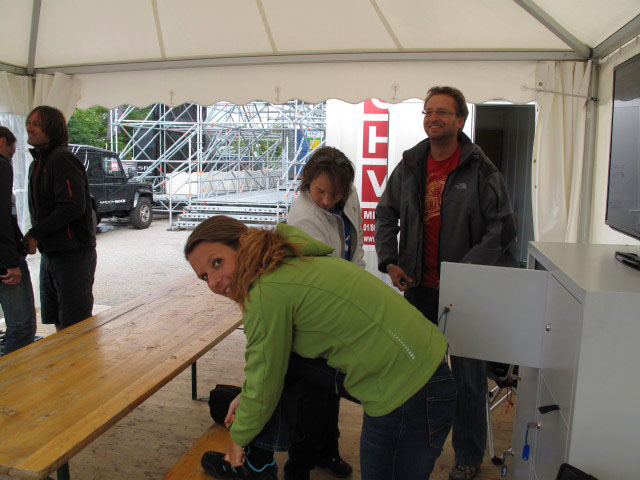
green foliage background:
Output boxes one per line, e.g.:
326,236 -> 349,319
67,106 -> 109,148
68,106 -> 153,158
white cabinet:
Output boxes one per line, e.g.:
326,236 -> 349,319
439,242 -> 640,480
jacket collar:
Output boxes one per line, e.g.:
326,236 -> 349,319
29,142 -> 62,161
407,131 -> 477,173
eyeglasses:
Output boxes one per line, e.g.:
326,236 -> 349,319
422,109 -> 457,118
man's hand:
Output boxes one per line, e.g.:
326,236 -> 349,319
225,441 -> 245,467
387,264 -> 413,291
0,266 -> 22,285
224,394 -> 241,428
23,234 -> 38,255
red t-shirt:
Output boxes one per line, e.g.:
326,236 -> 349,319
421,147 -> 460,288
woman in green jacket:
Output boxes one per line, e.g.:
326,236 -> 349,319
185,215 -> 455,480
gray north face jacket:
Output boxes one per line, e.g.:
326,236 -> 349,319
374,132 -> 517,286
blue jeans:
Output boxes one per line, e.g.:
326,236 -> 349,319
40,248 -> 97,328
360,360 -> 456,480
405,286 -> 487,466
0,259 -> 36,355
254,355 -> 455,480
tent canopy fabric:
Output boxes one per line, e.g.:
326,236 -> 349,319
1,0 -> 639,108
1,0 -> 639,246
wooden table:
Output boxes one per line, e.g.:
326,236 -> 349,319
0,276 -> 242,480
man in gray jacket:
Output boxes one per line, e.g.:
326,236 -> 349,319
375,86 -> 516,480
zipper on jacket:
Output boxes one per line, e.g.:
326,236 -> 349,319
66,179 -> 73,198
29,151 -> 44,223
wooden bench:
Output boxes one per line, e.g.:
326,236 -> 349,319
0,275 -> 242,480
164,423 -> 232,480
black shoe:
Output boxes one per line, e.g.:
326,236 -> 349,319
317,456 -> 353,478
283,459 -> 311,480
201,451 -> 277,479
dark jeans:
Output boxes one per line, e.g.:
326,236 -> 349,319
253,354 -> 455,480
360,361 -> 456,480
405,285 -> 487,466
252,354 -> 358,454
287,355 -> 357,470
0,259 -> 36,355
40,248 -> 97,328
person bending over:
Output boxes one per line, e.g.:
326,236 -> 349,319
184,215 -> 456,480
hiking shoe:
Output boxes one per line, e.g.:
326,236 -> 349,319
448,463 -> 480,480
201,451 -> 277,479
317,456 -> 353,478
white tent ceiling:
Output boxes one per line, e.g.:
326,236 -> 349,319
1,0 -> 640,246
1,0 -> 639,108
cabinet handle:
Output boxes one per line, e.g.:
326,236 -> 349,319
545,324 -> 551,331
538,404 -> 560,414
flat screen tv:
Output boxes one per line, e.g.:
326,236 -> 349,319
606,53 -> 640,243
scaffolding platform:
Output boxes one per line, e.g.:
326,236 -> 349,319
165,188 -> 299,229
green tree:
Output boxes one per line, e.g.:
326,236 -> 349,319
67,106 -> 109,148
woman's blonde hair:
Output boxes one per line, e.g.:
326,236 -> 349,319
184,215 -> 301,309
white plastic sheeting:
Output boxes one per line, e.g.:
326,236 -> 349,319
0,113 -> 30,232
33,73 -> 81,121
74,60 -> 540,109
532,61 -> 591,242
0,72 -> 31,114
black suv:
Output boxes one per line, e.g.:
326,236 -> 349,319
69,145 -> 154,229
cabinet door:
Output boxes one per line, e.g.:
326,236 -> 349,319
540,277 -> 581,424
532,377 -> 569,480
439,262 -> 548,367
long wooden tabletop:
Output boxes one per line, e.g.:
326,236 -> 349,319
0,275 -> 242,480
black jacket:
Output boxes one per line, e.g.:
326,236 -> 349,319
27,144 -> 96,254
375,132 -> 517,286
0,155 -> 24,269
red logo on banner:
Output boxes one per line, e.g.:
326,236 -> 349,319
364,99 -> 389,115
361,164 -> 387,203
363,121 -> 389,159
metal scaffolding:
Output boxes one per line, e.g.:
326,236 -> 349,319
109,100 -> 326,227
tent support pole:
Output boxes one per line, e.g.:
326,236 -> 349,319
578,63 -> 600,243
27,0 -> 42,76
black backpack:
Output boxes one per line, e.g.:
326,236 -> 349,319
208,384 -> 241,424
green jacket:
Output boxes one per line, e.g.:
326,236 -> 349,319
230,223 -> 448,446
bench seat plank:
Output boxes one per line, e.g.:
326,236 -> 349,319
164,423 -> 231,480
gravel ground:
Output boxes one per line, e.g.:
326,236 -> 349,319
3,215 -> 196,319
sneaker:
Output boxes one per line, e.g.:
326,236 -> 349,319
448,463 -> 480,480
201,451 -> 277,479
317,456 -> 353,478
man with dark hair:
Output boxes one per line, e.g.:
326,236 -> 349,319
375,86 -> 516,480
23,106 -> 97,331
0,126 -> 37,355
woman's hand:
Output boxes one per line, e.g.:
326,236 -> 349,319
225,441 -> 245,467
225,394 -> 241,427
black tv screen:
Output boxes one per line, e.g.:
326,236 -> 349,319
606,53 -> 640,241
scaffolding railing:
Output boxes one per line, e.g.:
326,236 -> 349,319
109,101 -> 326,225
